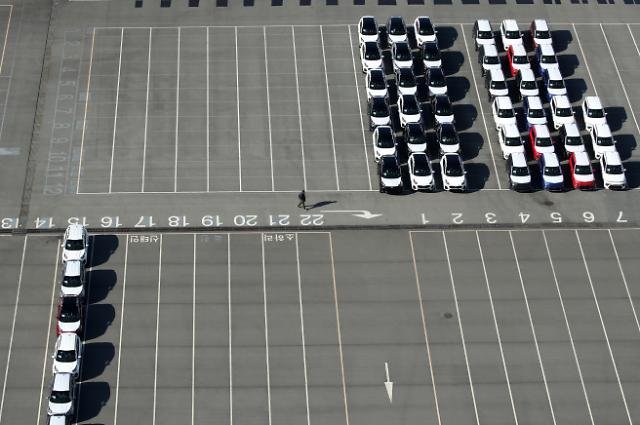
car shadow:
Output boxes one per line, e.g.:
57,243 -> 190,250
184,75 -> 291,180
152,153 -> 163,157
441,51 -> 464,75
558,54 -> 579,78
447,76 -> 470,103
465,162 -> 490,192
80,342 -> 115,381
436,26 -> 458,50
87,235 -> 119,268
615,134 -> 637,161
565,78 -> 588,103
453,104 -> 477,131
552,30 -> 573,53
606,106 -> 628,132
83,304 -> 115,341
459,132 -> 484,160
622,160 -> 640,189
74,381 -> 110,423
85,270 -> 117,305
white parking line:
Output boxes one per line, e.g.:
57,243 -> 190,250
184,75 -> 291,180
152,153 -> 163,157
206,27 -> 210,192
113,235 -> 130,425
152,235 -> 163,425
0,5 -> 12,75
408,232 -> 442,425
575,230 -> 634,425
292,26 -> 308,191
174,27 -> 181,193
607,230 -> 640,336
599,24 -> 640,136
508,230 -> 558,425
235,27 -> 242,191
459,25 -> 502,190
108,28 -> 124,193
294,235 -> 311,425
441,232 -> 481,425
475,232 -> 518,425
347,25 -> 372,191
141,28 -> 152,192
77,27 -> 96,194
227,234 -> 233,425
629,24 -> 640,57
0,236 -> 27,424
191,234 -> 196,425
260,235 -> 273,425
541,231 -> 595,425
263,27 -> 275,192
319,26 -> 340,190
36,242 -> 61,425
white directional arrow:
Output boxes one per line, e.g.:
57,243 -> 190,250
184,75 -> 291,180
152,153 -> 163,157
320,209 -> 383,219
384,362 -> 394,403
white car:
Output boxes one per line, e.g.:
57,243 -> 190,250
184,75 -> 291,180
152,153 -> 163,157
426,68 -> 447,97
440,153 -> 467,192
365,69 -> 387,99
414,16 -> 437,45
421,41 -> 441,69
432,95 -> 455,126
492,96 -> 517,129
524,96 -> 547,127
358,16 -> 379,45
500,19 -> 523,51
436,123 -> 460,154
395,68 -> 417,96
60,260 -> 85,298
487,68 -> 509,98
378,155 -> 402,193
516,68 -> 539,99
560,122 -> 586,154
48,373 -> 75,416
479,44 -> 501,76
391,41 -> 413,70
408,152 -> 435,191
507,152 -> 532,191
52,333 -> 82,377
372,126 -> 397,162
47,415 -> 70,425
600,151 -> 627,190
531,19 -> 553,47
473,19 -> 495,50
582,96 -> 607,130
404,123 -> 428,153
62,224 -> 88,263
537,44 -> 559,72
588,123 -> 617,158
498,123 -> 525,159
398,94 -> 422,127
550,95 -> 575,129
360,41 -> 383,73
544,68 -> 567,98
387,16 -> 408,44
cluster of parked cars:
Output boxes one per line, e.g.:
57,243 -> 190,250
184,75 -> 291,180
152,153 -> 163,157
358,15 -> 468,193
47,224 -> 89,425
476,18 -> 627,191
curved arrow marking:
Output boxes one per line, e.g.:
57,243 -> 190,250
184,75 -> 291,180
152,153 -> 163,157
320,209 -> 383,219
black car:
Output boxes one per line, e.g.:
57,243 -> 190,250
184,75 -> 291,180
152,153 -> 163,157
367,96 -> 390,131
436,123 -> 460,155
431,95 -> 454,126
403,122 -> 428,153
378,154 -> 403,193
426,67 -> 447,96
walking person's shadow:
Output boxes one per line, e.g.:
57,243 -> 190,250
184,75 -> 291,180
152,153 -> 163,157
305,200 -> 337,210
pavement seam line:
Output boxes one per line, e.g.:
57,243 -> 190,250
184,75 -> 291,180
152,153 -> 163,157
112,235 -> 129,425
152,234 -> 163,425
141,28 -> 152,192
263,26 -> 275,192
292,26 -> 308,191
261,234 -> 273,425
108,28 -> 124,194
295,234 -> 311,425
320,26 -> 340,190
77,27 -> 96,194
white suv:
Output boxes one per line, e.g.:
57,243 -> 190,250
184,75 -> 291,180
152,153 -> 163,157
60,260 -> 85,298
582,96 -> 607,130
588,123 -> 617,159
492,96 -> 517,129
52,333 -> 82,377
372,126 -> 397,162
62,224 -> 88,263
600,151 -> 627,190
498,123 -> 525,159
550,95 -> 575,129
500,19 -> 523,51
48,373 -> 75,416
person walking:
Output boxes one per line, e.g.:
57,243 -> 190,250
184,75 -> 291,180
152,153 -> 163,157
297,190 -> 307,209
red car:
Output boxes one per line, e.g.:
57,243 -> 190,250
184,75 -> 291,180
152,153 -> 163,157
528,124 -> 555,160
506,44 -> 530,77
569,151 -> 595,190
56,296 -> 83,335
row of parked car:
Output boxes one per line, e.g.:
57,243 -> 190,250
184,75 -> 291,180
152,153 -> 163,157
47,224 -> 90,425
475,18 -> 627,191
358,15 -> 469,192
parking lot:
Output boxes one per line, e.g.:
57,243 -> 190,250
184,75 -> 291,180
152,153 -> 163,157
67,21 -> 640,195
0,229 -> 639,425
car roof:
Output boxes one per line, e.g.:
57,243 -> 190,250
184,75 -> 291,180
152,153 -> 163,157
502,123 -> 520,137
489,68 -> 505,81
400,94 -> 417,104
58,333 -> 78,351
368,68 -> 384,78
563,122 -> 581,136
603,150 -> 622,164
483,44 -> 498,56
363,41 -> 379,51
371,96 -> 386,106
360,16 -> 376,24
61,296 -> 79,308
52,373 -> 72,391
572,151 -> 591,164
553,95 -> 571,108
542,152 -> 560,166
511,152 -> 528,166
434,94 -> 450,106
406,122 -> 423,133
502,19 -> 519,30
594,122 -> 612,137
526,96 -> 543,109
476,19 -> 492,31
376,125 -> 392,136
64,260 -> 82,276
417,16 -> 432,25
519,68 -> 535,80
48,415 -> 69,425
546,67 -> 563,80
495,96 -> 513,109
539,44 -> 555,55
533,124 -> 551,137
533,19 -> 549,30
442,153 -> 462,166
585,96 -> 603,109
393,41 -> 410,50
66,224 -> 85,240
510,44 -> 527,55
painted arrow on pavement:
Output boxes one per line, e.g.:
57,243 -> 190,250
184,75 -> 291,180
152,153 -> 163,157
320,209 -> 383,219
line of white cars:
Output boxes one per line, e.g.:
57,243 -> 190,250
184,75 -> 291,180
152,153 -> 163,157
477,18 -> 627,191
47,224 -> 90,425
359,15 -> 467,193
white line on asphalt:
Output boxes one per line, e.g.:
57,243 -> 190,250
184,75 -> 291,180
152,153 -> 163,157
263,27 -> 275,191
108,28 -> 124,193
320,26 -> 341,190
113,235 -> 130,425
294,234 -> 311,425
328,233 -> 350,425
152,234 -> 163,425
475,232 -> 518,425
572,24 -> 599,98
508,230 -> 558,425
174,27 -> 181,193
607,230 -> 640,336
141,28 -> 152,192
77,27 -> 96,194
292,26 -> 308,191
235,27 -> 242,191
77,188 -> 378,194
206,27 -> 210,192
460,24 -> 502,190
227,233 -> 233,425
629,24 -> 640,57
36,242 -> 60,425
0,236 -> 27,424
575,230 -> 634,425
600,24 -> 640,136
0,5 -> 12,75
192,234 -> 196,425
541,231 -> 595,425
261,235 -> 273,425
347,24 -> 372,191
441,232 -> 481,425
408,232 -> 442,425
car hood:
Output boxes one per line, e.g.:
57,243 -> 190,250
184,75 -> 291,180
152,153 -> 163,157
564,144 -> 585,153
490,88 -> 509,97
477,38 -> 495,46
548,87 -> 567,96
520,88 -> 539,96
511,174 -> 531,184
54,360 -> 79,374
368,88 -> 387,97
371,116 -> 390,125
363,58 -> 383,67
535,38 -> 553,45
48,401 -> 72,416
397,86 -> 417,96
428,86 -> 448,95
62,250 -> 85,262
496,117 -> 517,126
483,62 -> 502,70
527,116 -> 547,125
388,34 -> 407,43
417,34 -> 437,43
412,175 -> 434,185
503,144 -> 525,155
594,145 -> 617,154
58,320 -> 81,333
381,177 -> 402,187
61,285 -> 83,297
535,145 -> 555,154
544,175 -> 564,184
435,115 -> 455,125
585,116 -> 607,127
423,59 -> 442,68
440,143 -> 460,153
574,173 -> 594,183
376,147 -> 396,157
444,175 -> 466,186
604,173 -> 627,184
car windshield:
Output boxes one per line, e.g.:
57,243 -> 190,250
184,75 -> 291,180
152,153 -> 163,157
548,79 -> 565,89
395,46 -> 411,61
541,55 -> 557,64
361,20 -> 377,35
65,240 -> 83,251
606,164 -> 623,174
62,275 -> 82,287
521,81 -> 537,90
440,130 -> 458,145
364,47 -> 380,61
406,127 -> 426,145
528,108 -> 544,118
588,108 -> 604,118
56,349 -> 76,363
446,162 -> 463,177
544,166 -> 561,176
555,107 -> 572,117
429,73 -> 446,87
412,157 -> 432,176
506,30 -> 520,39
512,166 -> 530,176
60,303 -> 80,322
565,136 -> 582,146
484,56 -> 500,65
536,137 -> 552,147
398,73 -> 415,87
435,102 -> 452,115
389,20 -> 406,35
423,46 -> 440,60
491,81 -> 506,90
376,131 -> 394,149
478,30 -> 493,39
382,164 -> 401,179
535,30 -> 551,39
505,137 -> 522,146
575,165 -> 592,175
402,101 -> 419,115
418,21 -> 434,35
498,108 -> 514,118
596,136 -> 614,146
50,391 -> 71,404
513,55 -> 528,64
369,75 -> 385,90
371,101 -> 388,117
